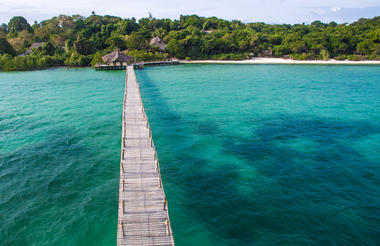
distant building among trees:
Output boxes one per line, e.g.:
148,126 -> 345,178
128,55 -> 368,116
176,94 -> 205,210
1,14 -> 380,71
102,49 -> 133,64
19,42 -> 44,56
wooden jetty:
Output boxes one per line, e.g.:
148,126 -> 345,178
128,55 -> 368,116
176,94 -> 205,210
95,62 -> 129,70
96,60 -> 179,70
117,65 -> 174,246
133,60 -> 179,69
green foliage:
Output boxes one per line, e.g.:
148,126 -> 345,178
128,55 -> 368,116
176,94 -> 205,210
41,42 -> 56,56
74,36 -> 94,55
8,16 -> 31,37
0,51 -> 65,71
273,45 -> 290,56
320,49 -> 330,60
211,52 -> 248,60
125,49 -> 168,62
367,54 -> 380,60
180,15 -> 204,29
65,51 -> 92,66
347,55 -> 364,61
290,53 -> 313,60
116,18 -> 139,35
126,31 -> 149,49
105,35 -> 127,50
334,54 -> 347,60
0,24 -> 8,33
2,14 -> 380,71
0,38 -> 16,55
91,50 -> 109,66
166,38 -> 185,58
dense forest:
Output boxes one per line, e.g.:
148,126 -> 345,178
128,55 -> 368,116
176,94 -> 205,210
0,14 -> 380,71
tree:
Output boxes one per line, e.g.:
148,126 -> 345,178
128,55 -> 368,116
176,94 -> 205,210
74,35 -> 94,55
7,30 -> 34,54
328,21 -> 338,27
180,15 -> 204,29
8,16 -> 31,37
0,24 -> 8,33
2,14 -> 380,70
311,20 -> 326,28
116,18 -> 139,35
41,42 -> 56,56
126,32 -> 148,49
320,49 -> 330,60
106,35 -> 127,50
166,39 -> 185,58
0,38 -> 16,55
356,40 -> 373,55
273,45 -> 290,56
203,17 -> 219,30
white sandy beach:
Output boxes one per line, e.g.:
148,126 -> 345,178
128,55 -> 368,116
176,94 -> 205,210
181,57 -> 380,65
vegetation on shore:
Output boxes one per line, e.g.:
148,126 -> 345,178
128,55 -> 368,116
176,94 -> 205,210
0,14 -> 380,71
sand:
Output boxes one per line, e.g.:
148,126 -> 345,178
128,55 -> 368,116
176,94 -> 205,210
180,57 -> 380,65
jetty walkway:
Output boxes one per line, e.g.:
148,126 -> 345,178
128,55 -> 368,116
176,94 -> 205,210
117,66 -> 174,245
95,60 -> 179,70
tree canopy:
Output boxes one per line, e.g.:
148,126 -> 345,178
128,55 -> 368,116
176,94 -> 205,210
0,38 -> 16,56
1,14 -> 380,71
8,16 -> 31,37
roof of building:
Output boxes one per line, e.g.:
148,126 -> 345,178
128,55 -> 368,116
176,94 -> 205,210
102,49 -> 133,64
22,42 -> 44,56
149,37 -> 167,51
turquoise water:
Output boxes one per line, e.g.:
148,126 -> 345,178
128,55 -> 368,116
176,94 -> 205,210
1,65 -> 379,245
136,65 -> 380,246
0,68 -> 123,245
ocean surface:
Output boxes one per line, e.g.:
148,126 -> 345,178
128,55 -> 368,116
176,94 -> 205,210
1,65 -> 379,245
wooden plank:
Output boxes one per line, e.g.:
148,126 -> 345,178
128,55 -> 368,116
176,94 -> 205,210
117,65 -> 174,246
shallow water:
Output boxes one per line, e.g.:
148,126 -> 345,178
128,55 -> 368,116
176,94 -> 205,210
0,68 -> 123,245
136,64 -> 380,246
0,65 -> 379,245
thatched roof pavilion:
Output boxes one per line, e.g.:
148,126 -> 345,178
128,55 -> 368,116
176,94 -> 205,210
102,49 -> 133,64
149,37 -> 167,51
19,42 -> 44,56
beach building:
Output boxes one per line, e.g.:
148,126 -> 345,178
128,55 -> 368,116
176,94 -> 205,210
95,49 -> 134,70
149,37 -> 167,51
102,49 -> 134,64
19,42 -> 44,56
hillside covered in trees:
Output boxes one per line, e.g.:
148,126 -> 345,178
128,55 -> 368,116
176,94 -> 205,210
0,14 -> 380,71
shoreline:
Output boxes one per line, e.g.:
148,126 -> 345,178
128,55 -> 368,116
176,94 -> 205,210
181,58 -> 380,65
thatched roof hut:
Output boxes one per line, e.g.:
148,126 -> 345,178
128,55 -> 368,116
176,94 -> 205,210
102,49 -> 133,64
19,42 -> 44,56
149,37 -> 167,51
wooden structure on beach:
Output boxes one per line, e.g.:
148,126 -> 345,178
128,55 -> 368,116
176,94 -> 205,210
149,37 -> 167,51
19,42 -> 44,56
117,65 -> 174,245
95,62 -> 130,70
103,49 -> 133,64
94,49 -> 133,70
95,60 -> 179,70
95,49 -> 179,70
133,60 -> 179,69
